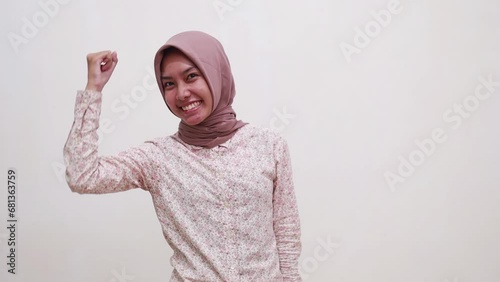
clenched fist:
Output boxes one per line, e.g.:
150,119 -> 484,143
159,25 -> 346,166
85,50 -> 118,92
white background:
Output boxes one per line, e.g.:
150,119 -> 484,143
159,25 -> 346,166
1,0 -> 500,281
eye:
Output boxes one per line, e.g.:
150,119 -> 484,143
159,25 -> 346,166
187,73 -> 199,80
163,81 -> 174,89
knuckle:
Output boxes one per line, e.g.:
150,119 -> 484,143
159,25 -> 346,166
86,53 -> 98,62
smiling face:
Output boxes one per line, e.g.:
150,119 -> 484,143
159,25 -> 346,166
160,49 -> 213,126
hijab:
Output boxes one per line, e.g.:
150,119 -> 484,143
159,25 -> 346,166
153,31 -> 247,149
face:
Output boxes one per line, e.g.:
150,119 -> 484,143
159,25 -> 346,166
160,49 -> 213,126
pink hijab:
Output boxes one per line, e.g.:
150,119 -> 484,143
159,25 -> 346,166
153,31 -> 247,149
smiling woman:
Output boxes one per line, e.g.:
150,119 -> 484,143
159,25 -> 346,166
160,48 -> 214,126
153,31 -> 248,148
63,31 -> 302,281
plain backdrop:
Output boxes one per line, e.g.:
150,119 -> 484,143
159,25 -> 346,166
1,0 -> 500,281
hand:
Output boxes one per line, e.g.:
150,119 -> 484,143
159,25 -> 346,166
85,50 -> 118,92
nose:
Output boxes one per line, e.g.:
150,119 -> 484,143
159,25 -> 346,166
176,82 -> 190,101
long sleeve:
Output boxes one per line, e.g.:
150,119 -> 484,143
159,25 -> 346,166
63,90 -> 152,194
273,136 -> 302,281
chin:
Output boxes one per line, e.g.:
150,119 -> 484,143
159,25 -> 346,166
182,117 -> 204,126
182,112 -> 210,126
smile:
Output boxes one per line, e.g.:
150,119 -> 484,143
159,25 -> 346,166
181,101 -> 201,111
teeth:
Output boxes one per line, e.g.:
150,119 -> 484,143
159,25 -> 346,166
182,101 -> 201,111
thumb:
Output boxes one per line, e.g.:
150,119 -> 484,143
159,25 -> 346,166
101,51 -> 118,72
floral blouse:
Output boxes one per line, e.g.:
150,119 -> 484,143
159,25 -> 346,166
64,90 -> 302,281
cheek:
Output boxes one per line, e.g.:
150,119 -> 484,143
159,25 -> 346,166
205,98 -> 213,113
199,84 -> 213,109
164,93 -> 178,111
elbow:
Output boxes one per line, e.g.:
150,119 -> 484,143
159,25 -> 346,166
68,184 -> 88,194
65,169 -> 92,194
66,178 -> 88,194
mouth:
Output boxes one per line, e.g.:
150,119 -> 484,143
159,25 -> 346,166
180,101 -> 201,112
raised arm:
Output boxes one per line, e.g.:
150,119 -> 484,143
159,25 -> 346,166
273,136 -> 302,281
63,51 -> 152,194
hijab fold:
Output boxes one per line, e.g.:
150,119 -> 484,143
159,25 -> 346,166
153,31 -> 247,148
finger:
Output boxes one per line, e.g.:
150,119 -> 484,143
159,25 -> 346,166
101,52 -> 117,67
100,52 -> 113,64
99,51 -> 115,70
96,50 -> 112,59
101,52 -> 118,72
91,51 -> 114,72
87,50 -> 110,64
100,60 -> 112,72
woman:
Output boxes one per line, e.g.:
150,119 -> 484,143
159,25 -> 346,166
64,31 -> 302,281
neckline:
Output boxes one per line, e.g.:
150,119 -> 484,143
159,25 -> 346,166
172,124 -> 250,150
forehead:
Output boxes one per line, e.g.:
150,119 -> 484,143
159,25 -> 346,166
160,48 -> 197,70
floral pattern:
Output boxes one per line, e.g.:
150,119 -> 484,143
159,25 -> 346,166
64,90 -> 302,281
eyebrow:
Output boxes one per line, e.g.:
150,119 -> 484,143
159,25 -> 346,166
161,66 -> 197,80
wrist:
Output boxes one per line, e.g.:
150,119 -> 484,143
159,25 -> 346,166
85,82 -> 103,92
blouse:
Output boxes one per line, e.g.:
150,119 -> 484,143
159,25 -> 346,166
63,90 -> 302,281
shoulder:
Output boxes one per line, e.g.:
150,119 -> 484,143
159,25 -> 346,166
236,124 -> 284,141
232,124 -> 288,152
140,133 -> 183,152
